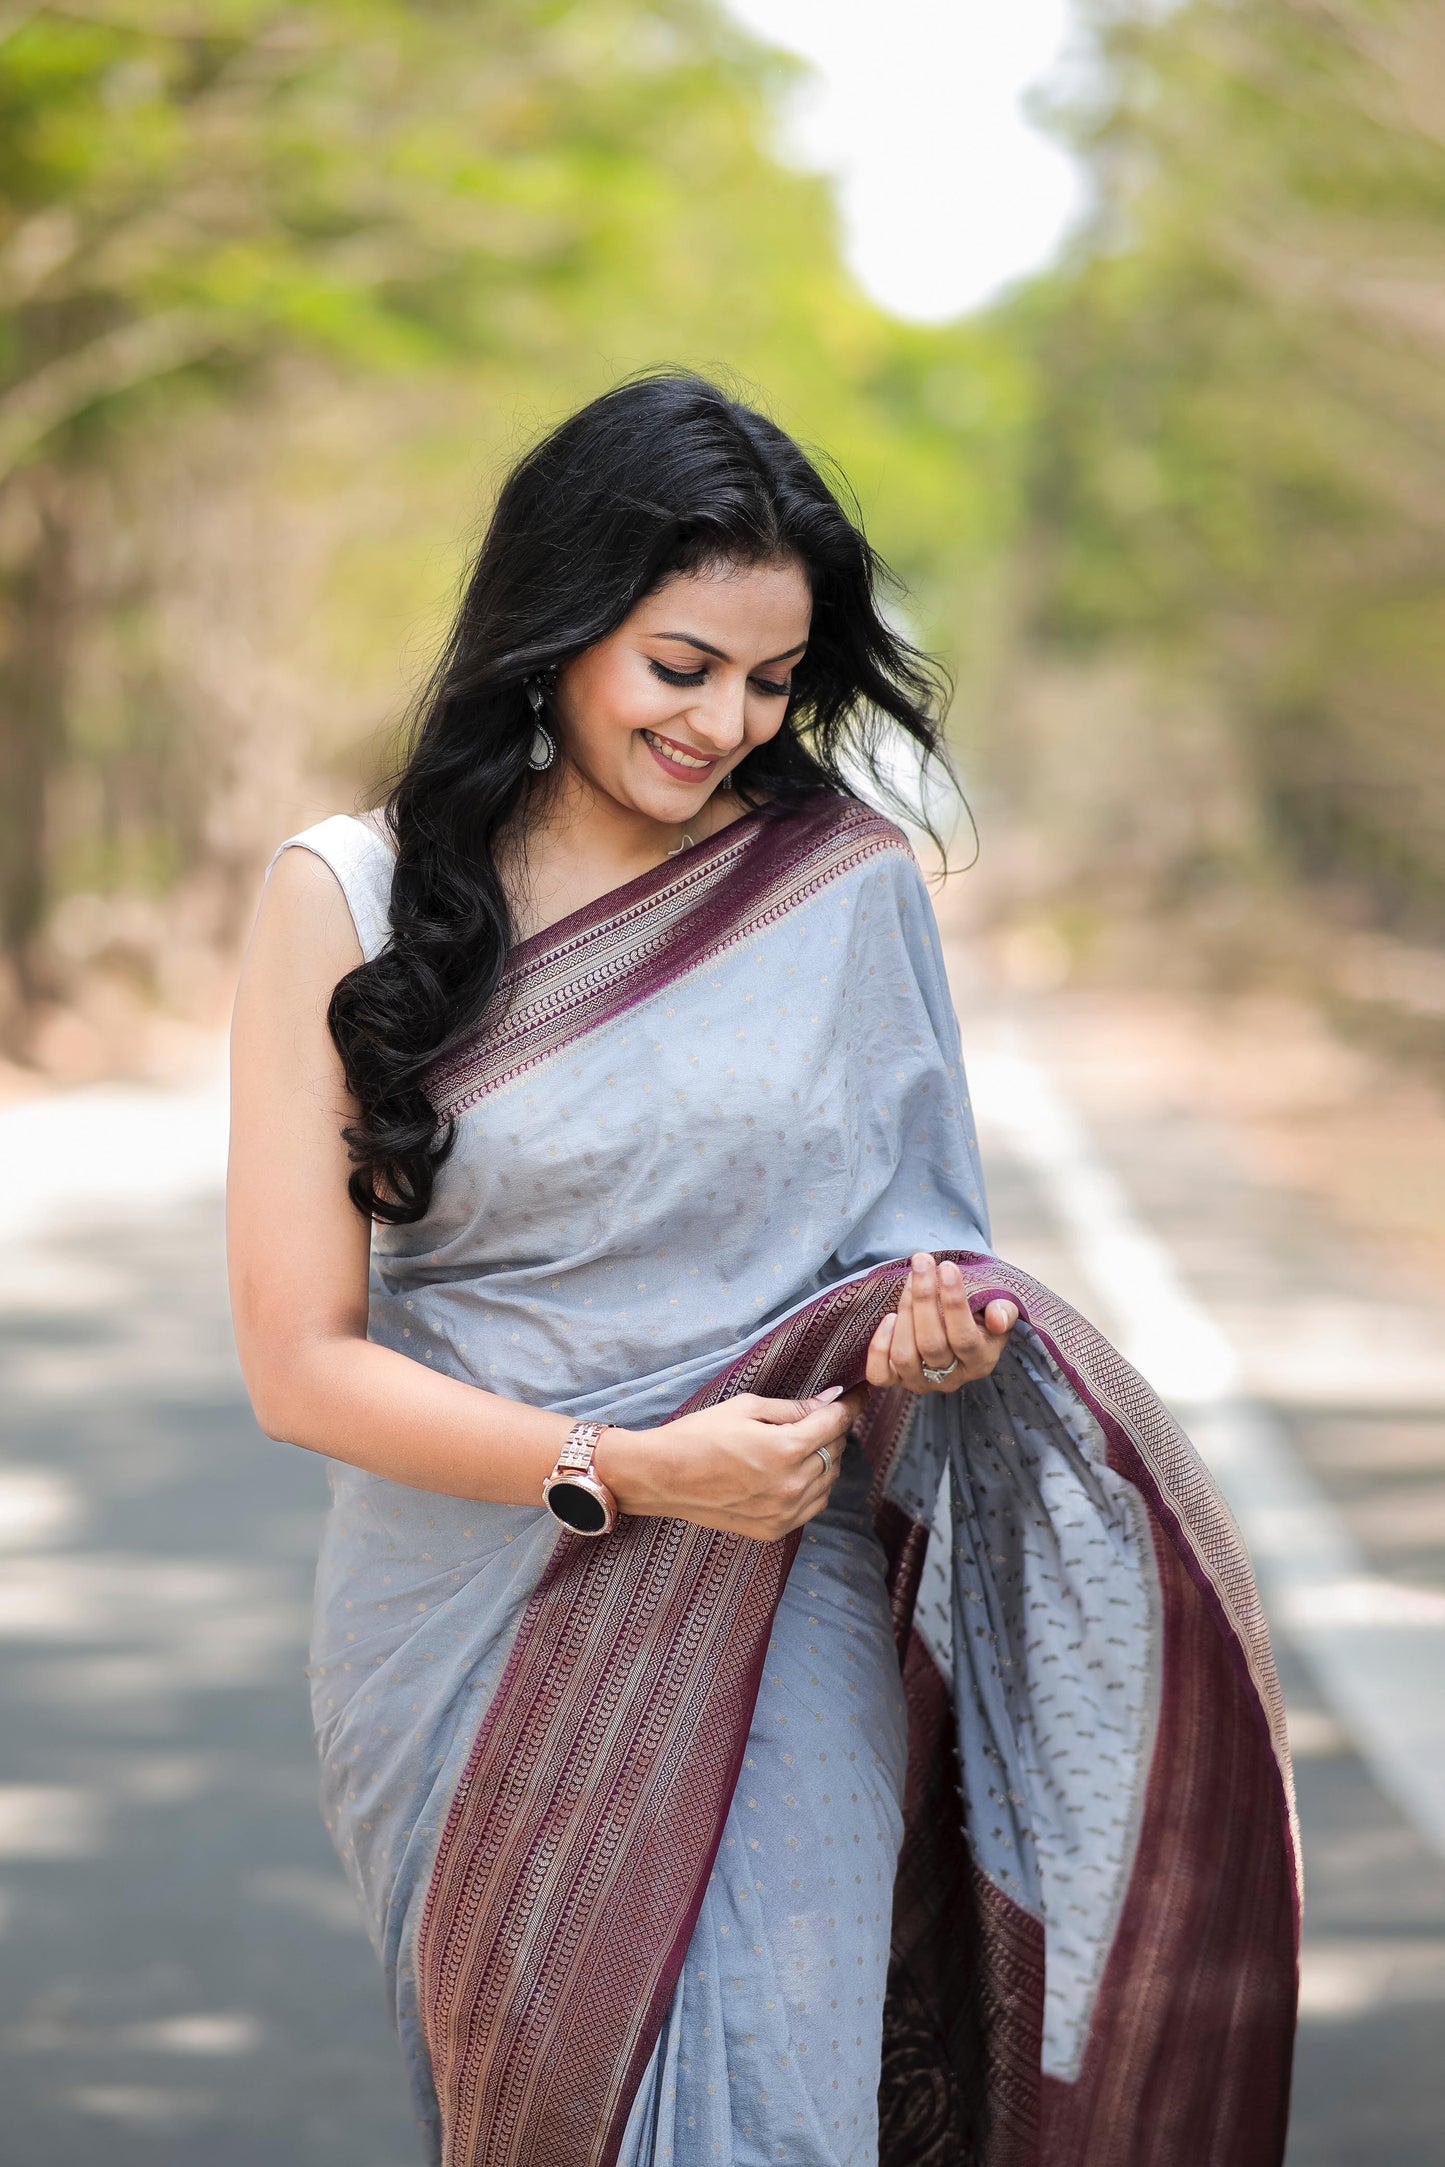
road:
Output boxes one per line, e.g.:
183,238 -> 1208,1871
0,990 -> 1442,2164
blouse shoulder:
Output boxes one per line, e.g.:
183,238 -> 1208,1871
265,810 -> 395,963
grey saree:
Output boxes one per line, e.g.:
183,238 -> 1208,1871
270,789 -> 1298,2167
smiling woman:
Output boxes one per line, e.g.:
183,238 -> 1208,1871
226,370 -> 1298,2167
506,560 -> 814,939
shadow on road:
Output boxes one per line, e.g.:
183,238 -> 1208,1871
2,1016 -> 1444,2163
0,1199 -> 417,2167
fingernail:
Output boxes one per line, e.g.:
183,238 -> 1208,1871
813,1384 -> 844,1402
940,1260 -> 960,1286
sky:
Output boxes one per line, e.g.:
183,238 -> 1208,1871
718,0 -> 1089,323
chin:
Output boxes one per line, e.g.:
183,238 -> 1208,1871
644,792 -> 709,826
623,766 -> 712,822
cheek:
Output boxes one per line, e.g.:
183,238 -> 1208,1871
561,654 -> 646,759
564,651 -> 680,744
742,695 -> 791,751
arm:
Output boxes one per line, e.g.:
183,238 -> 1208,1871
226,847 -> 858,1538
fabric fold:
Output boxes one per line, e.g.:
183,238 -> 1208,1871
417,1256 -> 1298,2167
272,791 -> 1297,2167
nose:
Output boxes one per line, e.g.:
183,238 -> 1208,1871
684,676 -> 749,757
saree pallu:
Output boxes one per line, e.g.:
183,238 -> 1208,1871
272,793 -> 1299,2167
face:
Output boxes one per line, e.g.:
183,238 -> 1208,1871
551,556 -> 812,826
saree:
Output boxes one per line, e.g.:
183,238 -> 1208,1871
271,791 -> 1298,2167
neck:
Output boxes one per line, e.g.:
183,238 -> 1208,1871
501,760 -> 744,945
544,760 -> 732,872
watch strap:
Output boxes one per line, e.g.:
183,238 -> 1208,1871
542,1420 -> 618,1537
553,1419 -> 606,1473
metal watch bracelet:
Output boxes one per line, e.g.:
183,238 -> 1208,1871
541,1419 -> 619,1537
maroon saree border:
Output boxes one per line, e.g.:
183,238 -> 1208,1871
877,1261 -> 1299,2167
416,1264 -> 907,2167
427,793 -> 909,1119
416,1256 -> 1299,2167
1038,1521 -> 1296,2166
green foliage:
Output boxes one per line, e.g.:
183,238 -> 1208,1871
0,0 -> 1029,1000
1012,0 -> 1445,930
0,0 -> 1022,542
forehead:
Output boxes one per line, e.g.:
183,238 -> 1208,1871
629,558 -> 811,642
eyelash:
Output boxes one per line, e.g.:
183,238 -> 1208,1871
648,659 -> 792,698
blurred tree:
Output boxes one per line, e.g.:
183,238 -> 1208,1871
1009,0 -> 1445,937
0,0 -> 1023,1046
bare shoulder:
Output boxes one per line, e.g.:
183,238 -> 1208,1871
240,844 -> 364,1015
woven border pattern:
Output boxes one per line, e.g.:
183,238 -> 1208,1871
415,1254 -> 1298,2167
428,797 -> 907,1118
416,1266 -> 911,2167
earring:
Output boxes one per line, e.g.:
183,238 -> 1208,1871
719,770 -> 733,793
524,676 -> 556,772
527,723 -> 555,772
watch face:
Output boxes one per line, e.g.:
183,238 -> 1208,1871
544,1478 -> 610,1535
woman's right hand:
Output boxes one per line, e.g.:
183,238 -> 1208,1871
599,1386 -> 865,1542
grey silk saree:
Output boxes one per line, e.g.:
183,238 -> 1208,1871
271,791 -> 1298,2167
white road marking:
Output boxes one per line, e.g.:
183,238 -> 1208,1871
4,1047 -> 1443,1858
1298,1937 -> 1445,2021
972,1044 -> 1445,1860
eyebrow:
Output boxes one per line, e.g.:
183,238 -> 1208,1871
652,631 -> 808,667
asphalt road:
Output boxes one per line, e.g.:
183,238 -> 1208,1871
0,1014 -> 1441,2163
0,1196 -> 419,2167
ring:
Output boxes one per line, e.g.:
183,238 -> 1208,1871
920,1357 -> 960,1384
813,1445 -> 833,1475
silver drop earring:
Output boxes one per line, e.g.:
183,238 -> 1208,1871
524,676 -> 556,772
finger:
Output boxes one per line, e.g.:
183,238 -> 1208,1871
798,1434 -> 845,1502
909,1253 -> 954,1370
765,1442 -> 841,1541
937,1259 -> 990,1365
793,1464 -> 842,1529
800,1431 -> 844,1483
783,1400 -> 859,1452
890,1274 -> 919,1381
731,1391 -> 837,1420
750,1394 -> 824,1426
983,1298 -> 1019,1337
866,1315 -> 896,1388
807,1383 -> 867,1435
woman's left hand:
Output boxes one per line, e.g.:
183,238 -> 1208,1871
865,1252 -> 1019,1395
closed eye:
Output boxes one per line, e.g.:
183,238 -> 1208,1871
648,659 -> 793,698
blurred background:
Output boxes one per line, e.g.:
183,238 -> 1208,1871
0,2 -> 1442,2161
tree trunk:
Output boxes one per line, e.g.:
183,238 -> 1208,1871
0,466 -> 77,1010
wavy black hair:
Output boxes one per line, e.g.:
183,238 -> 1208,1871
328,368 -> 955,1223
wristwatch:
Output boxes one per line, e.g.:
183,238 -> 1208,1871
542,1420 -> 619,1537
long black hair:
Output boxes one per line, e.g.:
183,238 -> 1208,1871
328,368 -> 954,1224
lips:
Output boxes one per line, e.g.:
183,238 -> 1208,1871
642,728 -> 718,777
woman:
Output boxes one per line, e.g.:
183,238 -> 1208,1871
228,372 -> 1298,2167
